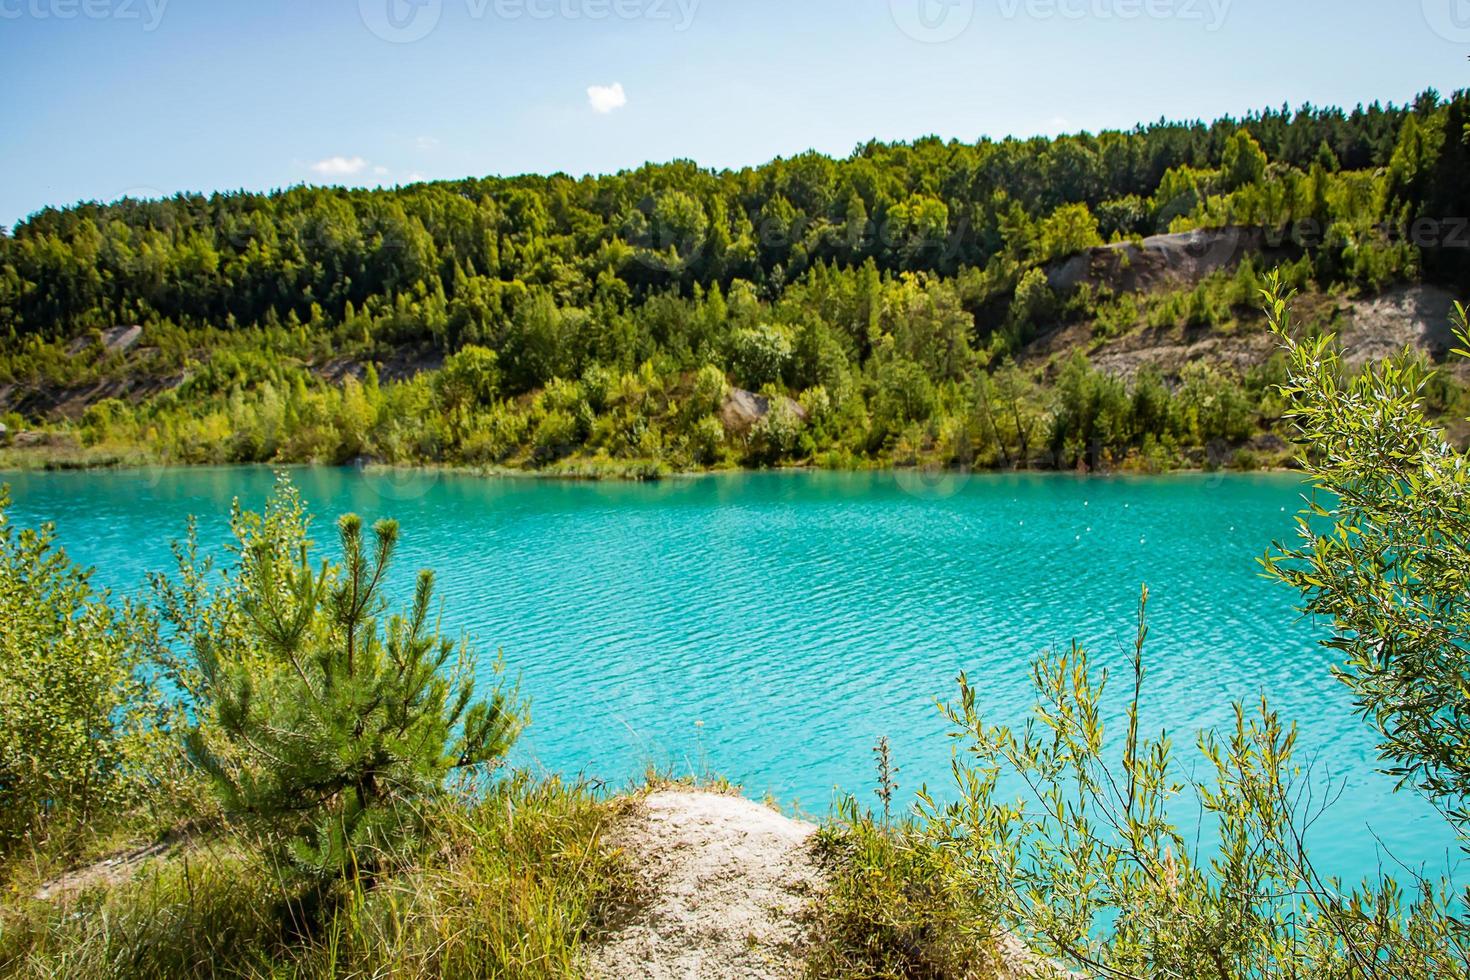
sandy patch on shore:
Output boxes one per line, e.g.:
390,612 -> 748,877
586,789 -> 821,979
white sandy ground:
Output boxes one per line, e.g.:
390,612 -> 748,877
585,788 -> 1066,980
586,789 -> 822,979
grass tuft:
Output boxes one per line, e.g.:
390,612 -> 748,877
0,774 -> 634,979
806,802 -> 1001,980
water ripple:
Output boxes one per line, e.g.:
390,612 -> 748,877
3,467 -> 1460,884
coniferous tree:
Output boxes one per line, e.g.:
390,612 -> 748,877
167,476 -> 524,881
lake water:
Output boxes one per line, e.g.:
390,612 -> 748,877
3,466 -> 1461,886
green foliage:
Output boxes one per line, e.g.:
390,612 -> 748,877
1263,279 -> 1470,835
1006,267 -> 1055,346
809,284 -> 1470,977
163,476 -> 525,882
916,588 -> 1465,977
1178,361 -> 1257,444
809,801 -> 998,979
748,393 -> 805,464
0,488 -> 165,851
1222,128 -> 1269,190
687,363 -> 728,417
531,408 -> 582,465
1,94 -> 1436,345
726,324 -> 793,390
5,93 -> 1469,476
1096,195 -> 1149,240
0,777 -> 630,980
436,344 -> 500,412
1036,203 -> 1104,262
1047,352 -> 1258,469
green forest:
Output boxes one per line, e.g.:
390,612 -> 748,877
2,89 -> 1468,475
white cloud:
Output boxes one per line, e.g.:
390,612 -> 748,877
587,82 -> 627,114
415,135 -> 440,151
309,155 -> 369,177
405,172 -> 426,183
373,165 -> 390,176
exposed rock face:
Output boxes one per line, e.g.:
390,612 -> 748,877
1023,280 -> 1464,385
65,325 -> 143,356
1337,283 -> 1462,372
718,388 -> 808,435
1045,226 -> 1268,294
0,374 -> 183,420
0,337 -> 446,420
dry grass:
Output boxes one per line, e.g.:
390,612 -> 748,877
805,804 -> 1004,980
0,774 -> 636,980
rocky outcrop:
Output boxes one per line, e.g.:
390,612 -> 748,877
718,388 -> 808,434
1046,226 -> 1269,295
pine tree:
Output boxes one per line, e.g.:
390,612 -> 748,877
176,477 -> 524,881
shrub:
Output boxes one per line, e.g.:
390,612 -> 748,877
0,777 -> 629,980
727,324 -> 792,390
872,357 -> 936,432
1263,282 -> 1470,836
1007,267 -> 1055,344
531,408 -> 580,465
1036,202 -> 1104,262
916,588 -> 1464,976
687,363 -> 728,417
460,403 -> 528,464
747,395 -> 803,464
0,488 -> 161,851
687,414 -> 725,466
810,801 -> 998,979
158,477 -> 525,883
436,345 -> 501,413
538,377 -> 586,415
1178,361 -> 1255,442
580,364 -> 617,413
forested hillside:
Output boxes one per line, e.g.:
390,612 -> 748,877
2,90 -> 1468,474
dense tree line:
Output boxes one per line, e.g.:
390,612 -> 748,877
1,90 -> 1467,473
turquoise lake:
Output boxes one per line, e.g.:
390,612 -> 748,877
3,466 -> 1462,887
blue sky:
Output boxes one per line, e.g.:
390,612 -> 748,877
2,0 -> 1466,227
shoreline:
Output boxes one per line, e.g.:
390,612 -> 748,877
0,449 -> 1302,483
